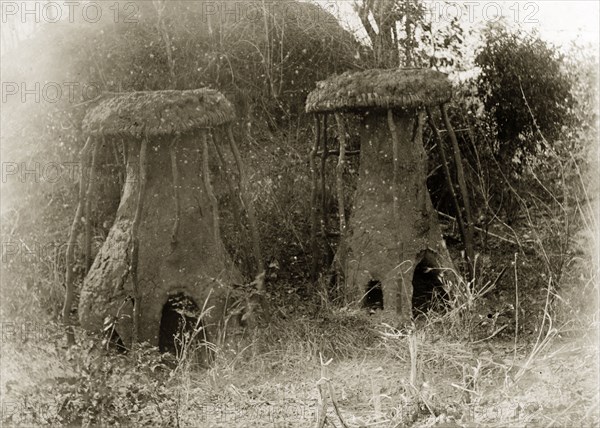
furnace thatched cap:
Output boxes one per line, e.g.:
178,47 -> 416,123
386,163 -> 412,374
83,88 -> 235,138
306,68 -> 452,114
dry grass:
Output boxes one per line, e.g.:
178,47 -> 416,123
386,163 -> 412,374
1,295 -> 598,427
160,282 -> 598,428
2,234 -> 598,427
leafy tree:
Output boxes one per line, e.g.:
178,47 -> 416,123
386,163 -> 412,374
475,23 -> 575,164
353,0 -> 466,69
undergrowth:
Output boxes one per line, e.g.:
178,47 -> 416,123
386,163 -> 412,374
2,261 -> 597,427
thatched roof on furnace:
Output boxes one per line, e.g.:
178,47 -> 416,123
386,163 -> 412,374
306,68 -> 452,114
83,88 -> 235,138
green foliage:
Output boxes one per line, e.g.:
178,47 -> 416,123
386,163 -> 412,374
475,24 -> 575,162
355,0 -> 467,69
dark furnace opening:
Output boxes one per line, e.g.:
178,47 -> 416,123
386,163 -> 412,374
158,293 -> 201,355
411,257 -> 447,316
363,264 -> 447,316
362,251 -> 450,316
363,279 -> 384,313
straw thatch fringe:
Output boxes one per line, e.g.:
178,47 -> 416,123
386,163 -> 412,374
83,89 -> 235,138
306,68 -> 452,114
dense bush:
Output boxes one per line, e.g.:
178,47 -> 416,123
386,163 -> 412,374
475,24 -> 575,164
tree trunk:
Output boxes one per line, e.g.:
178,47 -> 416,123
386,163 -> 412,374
441,104 -> 475,278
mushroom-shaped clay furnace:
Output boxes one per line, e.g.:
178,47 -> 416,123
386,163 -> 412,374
306,69 -> 455,325
70,89 -> 263,352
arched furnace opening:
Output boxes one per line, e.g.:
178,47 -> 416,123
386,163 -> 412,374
412,252 -> 448,315
363,279 -> 384,313
158,293 -> 201,355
